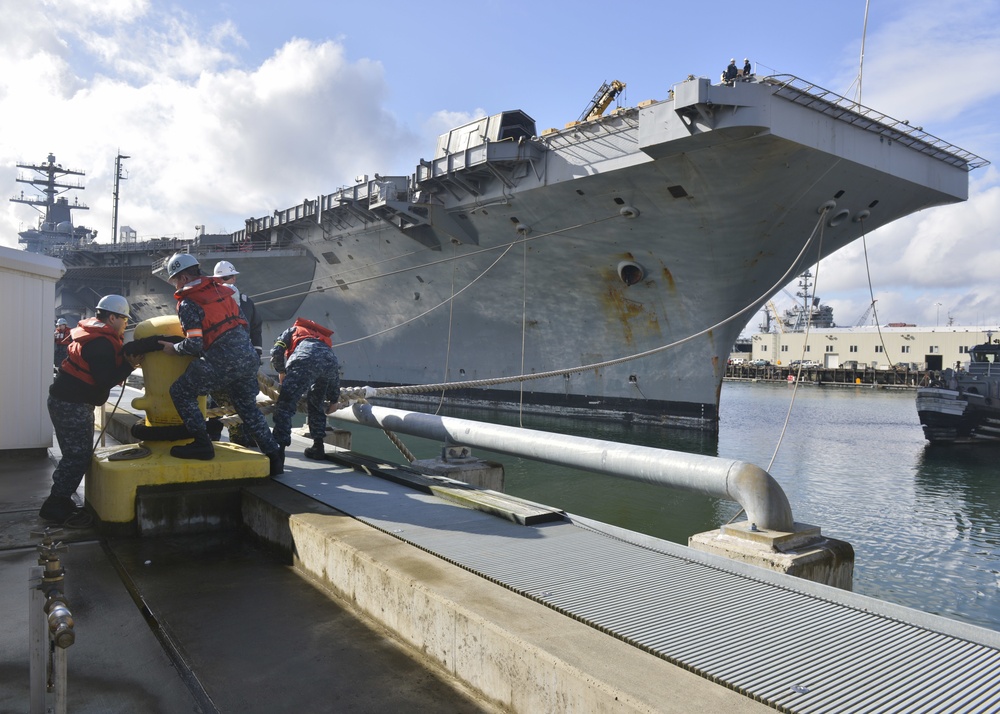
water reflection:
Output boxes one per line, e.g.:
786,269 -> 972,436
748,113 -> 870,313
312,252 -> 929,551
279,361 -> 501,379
905,445 -> 1000,628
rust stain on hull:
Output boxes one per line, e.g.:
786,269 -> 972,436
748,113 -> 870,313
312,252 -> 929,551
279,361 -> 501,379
661,265 -> 676,292
602,273 -> 663,346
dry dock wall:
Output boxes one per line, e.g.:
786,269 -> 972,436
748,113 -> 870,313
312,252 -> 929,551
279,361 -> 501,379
242,482 -> 771,714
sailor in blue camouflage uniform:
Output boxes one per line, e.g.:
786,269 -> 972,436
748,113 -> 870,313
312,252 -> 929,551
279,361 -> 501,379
159,253 -> 284,475
270,317 -> 340,460
205,260 -> 262,447
41,295 -> 141,527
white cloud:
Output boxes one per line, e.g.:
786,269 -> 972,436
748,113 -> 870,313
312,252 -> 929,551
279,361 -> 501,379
790,176 -> 1000,330
422,108 -> 488,142
3,0 -> 999,334
0,3 -> 421,243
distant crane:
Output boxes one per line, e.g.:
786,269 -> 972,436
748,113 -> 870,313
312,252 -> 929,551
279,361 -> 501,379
578,80 -> 626,122
767,301 -> 785,333
855,299 -> 877,327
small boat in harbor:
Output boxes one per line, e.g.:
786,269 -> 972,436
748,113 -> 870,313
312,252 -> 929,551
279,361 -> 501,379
916,337 -> 1000,443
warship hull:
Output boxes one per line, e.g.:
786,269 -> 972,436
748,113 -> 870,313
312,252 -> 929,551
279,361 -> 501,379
60,75 -> 986,430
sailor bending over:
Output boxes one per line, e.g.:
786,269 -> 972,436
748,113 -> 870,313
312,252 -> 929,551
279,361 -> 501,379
270,317 -> 341,460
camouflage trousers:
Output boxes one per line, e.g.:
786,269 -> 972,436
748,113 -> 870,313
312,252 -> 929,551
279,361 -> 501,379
170,352 -> 279,456
208,386 -> 254,447
47,396 -> 95,499
272,351 -> 340,447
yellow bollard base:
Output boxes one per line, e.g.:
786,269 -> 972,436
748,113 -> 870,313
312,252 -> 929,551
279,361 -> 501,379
86,441 -> 270,534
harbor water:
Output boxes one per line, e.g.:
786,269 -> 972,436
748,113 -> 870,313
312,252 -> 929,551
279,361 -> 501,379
334,382 -> 1000,633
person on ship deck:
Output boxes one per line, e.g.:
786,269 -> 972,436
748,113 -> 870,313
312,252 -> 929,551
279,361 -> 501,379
724,58 -> 739,82
53,317 -> 71,368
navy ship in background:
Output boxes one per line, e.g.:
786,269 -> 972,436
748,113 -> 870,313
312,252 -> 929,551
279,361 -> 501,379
12,73 -> 989,431
12,154 -> 99,252
12,155 -> 313,332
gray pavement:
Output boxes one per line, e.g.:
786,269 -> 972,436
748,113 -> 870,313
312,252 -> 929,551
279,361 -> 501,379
0,451 -> 491,713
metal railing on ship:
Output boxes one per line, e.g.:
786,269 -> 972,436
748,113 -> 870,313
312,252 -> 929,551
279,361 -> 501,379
765,74 -> 990,171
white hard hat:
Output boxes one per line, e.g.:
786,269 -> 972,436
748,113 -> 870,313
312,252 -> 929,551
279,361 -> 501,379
213,260 -> 239,278
165,252 -> 200,279
97,294 -> 130,318
56,318 -> 68,326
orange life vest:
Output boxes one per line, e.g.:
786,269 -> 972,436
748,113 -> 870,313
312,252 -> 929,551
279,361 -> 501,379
54,326 -> 72,346
286,317 -> 333,359
60,318 -> 124,386
175,277 -> 248,349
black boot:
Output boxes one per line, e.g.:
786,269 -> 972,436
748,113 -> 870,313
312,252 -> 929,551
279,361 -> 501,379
206,417 -> 223,441
268,448 -> 285,476
170,433 -> 215,460
39,495 -> 77,523
39,495 -> 93,529
304,438 -> 326,460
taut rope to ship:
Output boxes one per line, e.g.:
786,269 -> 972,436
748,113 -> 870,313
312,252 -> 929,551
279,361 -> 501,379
334,207 -> 834,402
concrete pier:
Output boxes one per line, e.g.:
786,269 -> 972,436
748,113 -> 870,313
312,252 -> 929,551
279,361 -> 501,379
6,418 -> 1000,711
2,438 -> 772,713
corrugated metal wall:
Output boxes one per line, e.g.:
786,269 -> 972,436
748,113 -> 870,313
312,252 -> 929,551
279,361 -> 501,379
0,246 -> 64,451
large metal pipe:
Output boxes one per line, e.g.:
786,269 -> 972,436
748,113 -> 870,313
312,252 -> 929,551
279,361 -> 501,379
332,404 -> 795,532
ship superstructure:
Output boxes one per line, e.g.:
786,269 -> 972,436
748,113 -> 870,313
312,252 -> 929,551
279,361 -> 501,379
11,153 -> 98,253
761,271 -> 837,334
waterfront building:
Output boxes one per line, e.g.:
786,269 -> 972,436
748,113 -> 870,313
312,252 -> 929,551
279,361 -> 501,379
747,325 -> 996,372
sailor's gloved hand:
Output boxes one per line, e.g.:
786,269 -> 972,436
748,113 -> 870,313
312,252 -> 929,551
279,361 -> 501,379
124,334 -> 182,355
125,353 -> 144,368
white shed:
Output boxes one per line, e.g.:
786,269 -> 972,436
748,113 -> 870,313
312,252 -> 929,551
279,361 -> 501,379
0,246 -> 64,452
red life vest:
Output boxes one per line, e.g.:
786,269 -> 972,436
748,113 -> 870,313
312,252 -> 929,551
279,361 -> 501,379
54,326 -> 72,346
286,317 -> 333,359
60,318 -> 124,385
175,277 -> 248,349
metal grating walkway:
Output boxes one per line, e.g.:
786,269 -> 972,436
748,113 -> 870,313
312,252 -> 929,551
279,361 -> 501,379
277,459 -> 1000,713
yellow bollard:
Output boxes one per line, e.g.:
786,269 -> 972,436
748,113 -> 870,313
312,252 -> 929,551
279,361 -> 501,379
88,314 -> 269,528
130,315 -> 206,426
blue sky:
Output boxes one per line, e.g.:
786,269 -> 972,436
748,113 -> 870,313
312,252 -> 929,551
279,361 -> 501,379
2,0 -> 998,332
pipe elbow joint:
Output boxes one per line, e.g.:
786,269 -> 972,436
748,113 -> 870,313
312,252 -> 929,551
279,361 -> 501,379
726,461 -> 794,532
